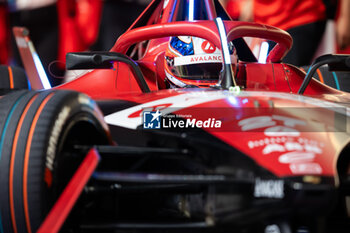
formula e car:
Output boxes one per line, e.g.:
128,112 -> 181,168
1,0 -> 350,233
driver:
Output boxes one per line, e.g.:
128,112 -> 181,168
164,36 -> 238,88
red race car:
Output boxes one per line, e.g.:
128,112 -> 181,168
1,0 -> 350,233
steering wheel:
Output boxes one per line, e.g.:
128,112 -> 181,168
111,20 -> 292,63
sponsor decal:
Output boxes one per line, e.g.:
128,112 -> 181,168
279,151 -> 315,164
254,178 -> 284,199
45,106 -> 71,186
264,126 -> 300,137
239,116 -> 276,131
174,54 -> 222,66
259,140 -> 323,155
289,163 -> 322,174
247,135 -> 324,175
248,137 -> 324,150
46,106 -> 71,171
201,40 -> 216,53
238,115 -> 305,136
262,143 -> 285,154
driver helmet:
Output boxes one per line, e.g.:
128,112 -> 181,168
164,36 -> 237,88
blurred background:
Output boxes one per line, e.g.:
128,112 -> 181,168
221,0 -> 350,66
0,0 -> 349,86
0,0 -> 152,85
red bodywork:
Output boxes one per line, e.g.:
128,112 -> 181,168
19,0 -> 349,232
53,0 -> 350,180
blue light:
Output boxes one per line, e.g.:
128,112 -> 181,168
189,0 -> 194,21
33,52 -> 51,89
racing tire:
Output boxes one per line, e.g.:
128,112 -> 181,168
0,90 -> 110,233
0,65 -> 29,95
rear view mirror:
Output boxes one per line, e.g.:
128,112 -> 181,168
326,54 -> 350,72
66,52 -> 150,93
66,52 -> 124,70
298,54 -> 350,94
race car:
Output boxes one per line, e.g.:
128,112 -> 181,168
1,0 -> 350,233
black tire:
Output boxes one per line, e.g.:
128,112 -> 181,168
0,65 -> 29,95
301,66 -> 350,92
0,90 -> 110,233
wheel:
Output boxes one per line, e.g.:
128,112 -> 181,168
0,65 -> 29,95
0,90 -> 110,233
